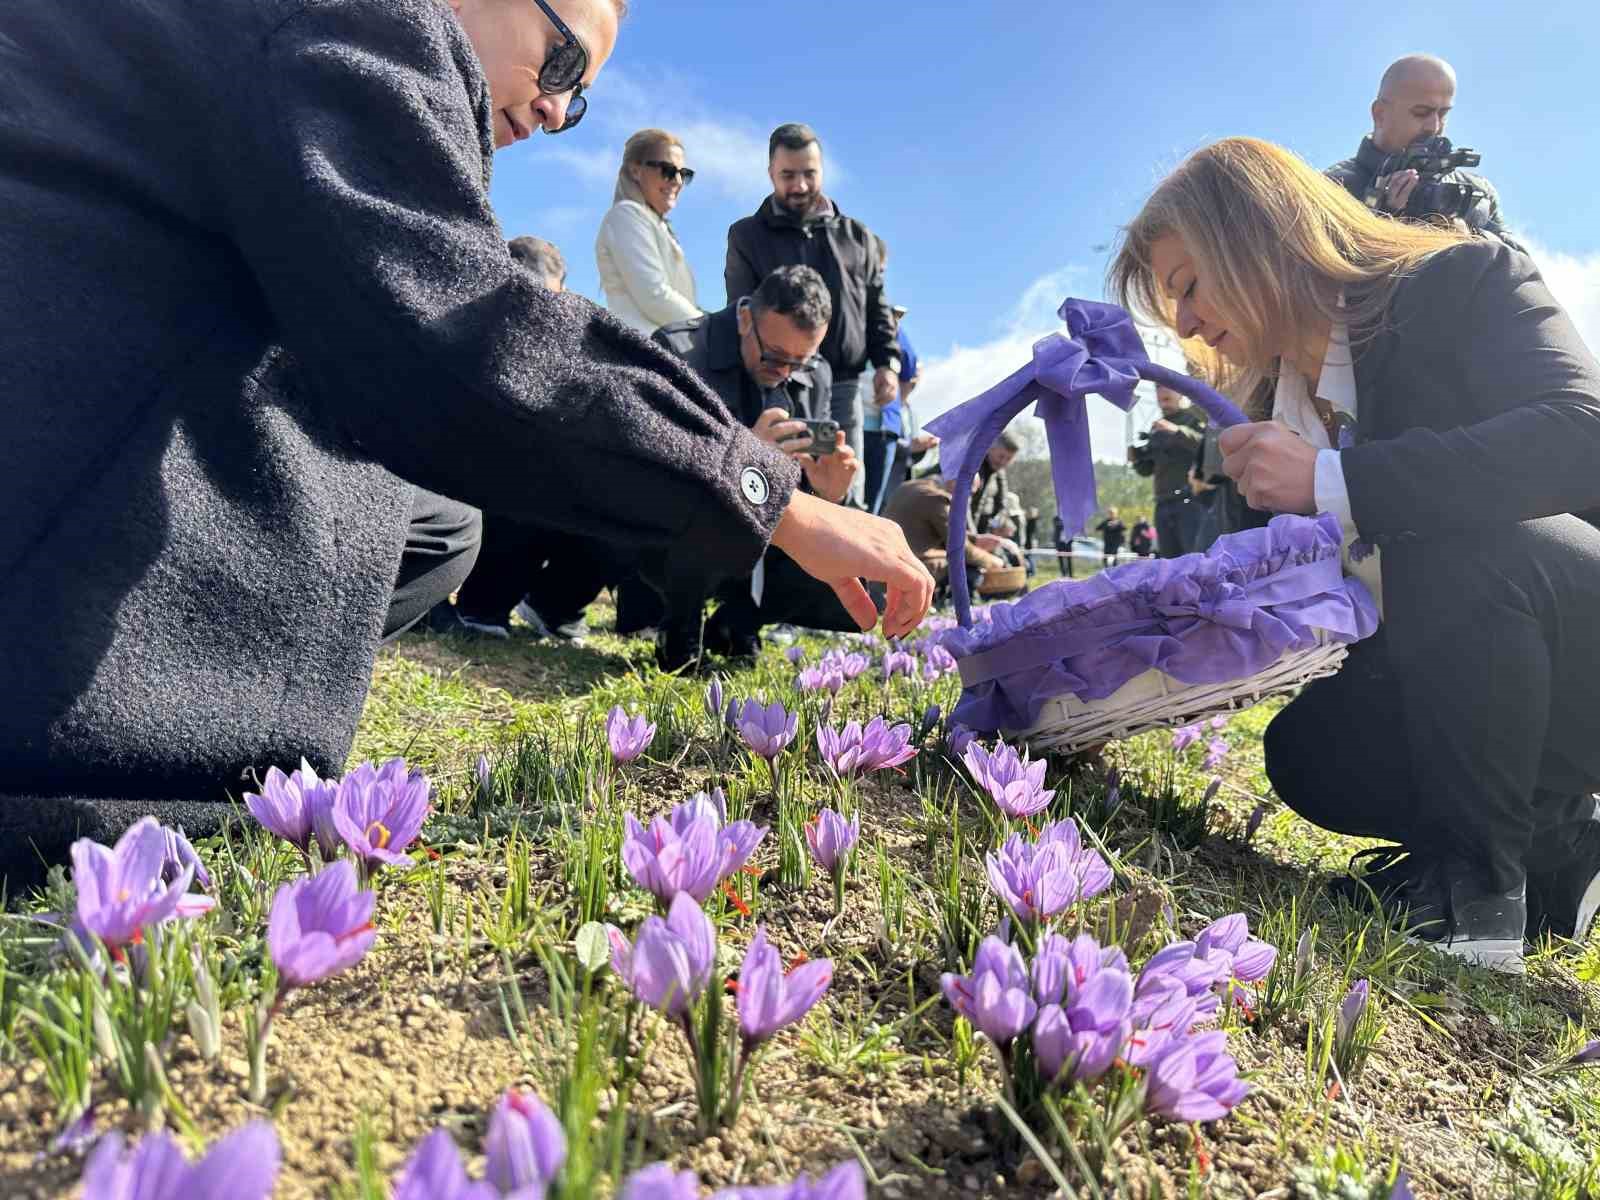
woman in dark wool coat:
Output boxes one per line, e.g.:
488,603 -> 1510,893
0,0 -> 932,886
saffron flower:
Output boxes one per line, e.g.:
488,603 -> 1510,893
79,1123 -> 280,1200
1202,736 -> 1230,771
605,705 -> 657,763
882,650 -> 917,679
816,716 -> 917,779
704,677 -> 725,723
1123,974 -> 1200,1068
1195,912 -> 1278,985
391,1128 -> 489,1200
941,935 -> 1037,1046
945,724 -> 978,759
621,1164 -> 702,1200
331,758 -> 431,871
1032,954 -> 1134,1084
244,759 -> 336,856
736,926 -> 833,1045
1031,931 -> 1129,1007
1564,1038 -> 1600,1068
475,753 -> 494,803
1292,927 -> 1316,985
266,859 -> 377,990
962,739 -> 1054,819
923,644 -> 958,678
984,820 -> 1110,925
621,795 -> 766,906
484,1089 -> 568,1196
805,809 -> 859,874
71,817 -> 210,949
797,665 -> 845,695
917,703 -> 942,742
161,824 -> 213,891
621,1161 -> 865,1200
736,698 -> 799,761
1132,941 -> 1227,1021
821,649 -> 870,680
1143,1028 -> 1251,1121
1171,723 -> 1203,753
785,645 -> 805,664
1336,978 -> 1369,1046
607,892 -> 716,1017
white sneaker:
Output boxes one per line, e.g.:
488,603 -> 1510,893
513,599 -> 553,638
456,614 -> 510,639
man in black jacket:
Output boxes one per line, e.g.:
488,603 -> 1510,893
726,124 -> 902,508
652,266 -> 866,669
1129,388 -> 1207,558
0,0 -> 932,888
1326,54 -> 1522,251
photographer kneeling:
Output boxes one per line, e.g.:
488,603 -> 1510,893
1114,137 -> 1600,974
1327,54 -> 1521,251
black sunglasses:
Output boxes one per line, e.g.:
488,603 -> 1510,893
739,300 -> 820,372
530,0 -> 589,133
644,160 -> 696,186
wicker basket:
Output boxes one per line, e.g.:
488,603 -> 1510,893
924,297 -> 1379,755
977,565 -> 1027,597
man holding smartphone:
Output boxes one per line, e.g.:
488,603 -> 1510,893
651,266 -> 869,669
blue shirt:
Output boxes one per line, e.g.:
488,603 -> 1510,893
863,327 -> 920,436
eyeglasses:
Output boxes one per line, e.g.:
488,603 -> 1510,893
530,0 -> 588,133
644,161 -> 696,186
740,300 -> 820,372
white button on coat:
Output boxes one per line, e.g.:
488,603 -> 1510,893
740,467 -> 769,506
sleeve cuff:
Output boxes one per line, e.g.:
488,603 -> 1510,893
1314,448 -> 1355,527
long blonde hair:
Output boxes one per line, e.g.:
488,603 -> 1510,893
614,128 -> 683,208
1109,137 -> 1465,409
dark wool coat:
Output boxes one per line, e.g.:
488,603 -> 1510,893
0,0 -> 799,877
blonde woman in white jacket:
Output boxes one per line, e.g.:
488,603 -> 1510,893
596,128 -> 701,335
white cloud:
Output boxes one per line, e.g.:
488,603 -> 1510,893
1526,239 -> 1600,358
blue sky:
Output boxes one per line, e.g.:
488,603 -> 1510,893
492,0 -> 1600,458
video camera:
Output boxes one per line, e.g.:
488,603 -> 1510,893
1363,135 -> 1486,221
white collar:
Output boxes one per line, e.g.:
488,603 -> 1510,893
1272,312 -> 1357,450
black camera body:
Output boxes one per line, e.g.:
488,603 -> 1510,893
1364,136 -> 1486,221
799,418 -> 839,455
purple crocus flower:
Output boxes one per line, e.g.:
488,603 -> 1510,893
1565,1038 -> 1600,1068
882,650 -> 917,680
917,703 -> 942,742
245,759 -> 336,856
1243,802 -> 1267,843
621,795 -> 766,906
621,1164 -> 702,1200
475,754 -> 493,802
483,1089 -> 567,1196
736,926 -> 833,1044
821,649 -> 870,681
816,717 -> 916,779
941,935 -> 1037,1046
79,1123 -> 280,1200
784,645 -> 806,664
797,666 -> 845,695
1337,979 -> 1370,1045
714,1162 -> 866,1200
1124,974 -> 1201,1068
1388,1170 -> 1414,1200
606,892 -> 716,1017
267,859 -> 377,990
71,817 -> 208,949
1171,723 -> 1203,753
1031,932 -> 1129,1007
392,1128 -> 494,1200
1133,941 -> 1226,1021
1032,959 -> 1134,1084
1202,737 -> 1230,771
161,824 -> 212,892
704,677 -> 725,723
923,645 -> 958,678
963,739 -> 1054,819
985,834 -> 1085,924
805,808 -> 859,874
736,699 -> 799,761
1144,1029 -> 1251,1121
605,705 -> 657,763
331,758 -> 431,871
945,724 -> 978,759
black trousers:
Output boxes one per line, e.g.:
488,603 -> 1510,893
1264,515 -> 1600,890
385,489 -> 482,639
1154,492 -> 1192,559
666,545 -> 873,642
452,513 -> 622,629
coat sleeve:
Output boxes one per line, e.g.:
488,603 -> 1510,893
1343,241 -> 1600,539
598,203 -> 701,329
223,2 -> 795,583
725,222 -> 761,307
862,231 -> 900,371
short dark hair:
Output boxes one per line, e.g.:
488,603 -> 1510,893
996,430 -> 1022,453
749,265 -> 832,333
768,123 -> 820,160
508,236 -> 566,287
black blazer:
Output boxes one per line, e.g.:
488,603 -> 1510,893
1338,240 -> 1600,546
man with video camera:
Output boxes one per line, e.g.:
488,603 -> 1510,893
1327,54 -> 1522,251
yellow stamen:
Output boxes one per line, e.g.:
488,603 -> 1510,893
367,821 -> 392,849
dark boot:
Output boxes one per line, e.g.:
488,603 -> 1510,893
1526,799 -> 1600,943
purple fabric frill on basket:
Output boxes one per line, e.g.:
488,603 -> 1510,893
936,513 -> 1380,734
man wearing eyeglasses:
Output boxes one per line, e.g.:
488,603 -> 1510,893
0,0 -> 933,885
651,267 -> 870,670
726,124 -> 902,511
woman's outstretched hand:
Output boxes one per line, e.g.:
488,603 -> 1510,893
771,491 -> 934,638
1220,422 -> 1318,514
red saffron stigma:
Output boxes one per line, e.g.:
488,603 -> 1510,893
721,879 -> 751,917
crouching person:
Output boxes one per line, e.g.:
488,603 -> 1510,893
650,266 -> 871,670
883,474 -> 1006,606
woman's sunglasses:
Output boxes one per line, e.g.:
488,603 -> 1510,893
645,161 -> 696,186
530,0 -> 589,133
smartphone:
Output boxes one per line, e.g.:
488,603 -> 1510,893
798,418 -> 839,455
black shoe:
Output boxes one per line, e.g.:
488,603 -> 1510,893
655,625 -> 706,674
424,601 -> 510,639
1399,862 -> 1527,975
702,615 -> 760,662
1526,803 -> 1600,943
1327,845 -> 1428,911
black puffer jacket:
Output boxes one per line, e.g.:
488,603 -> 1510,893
1327,136 -> 1523,251
724,199 -> 900,383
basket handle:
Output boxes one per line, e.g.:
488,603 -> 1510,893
924,299 -> 1250,628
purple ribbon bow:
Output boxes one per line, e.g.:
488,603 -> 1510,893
924,299 -> 1250,627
